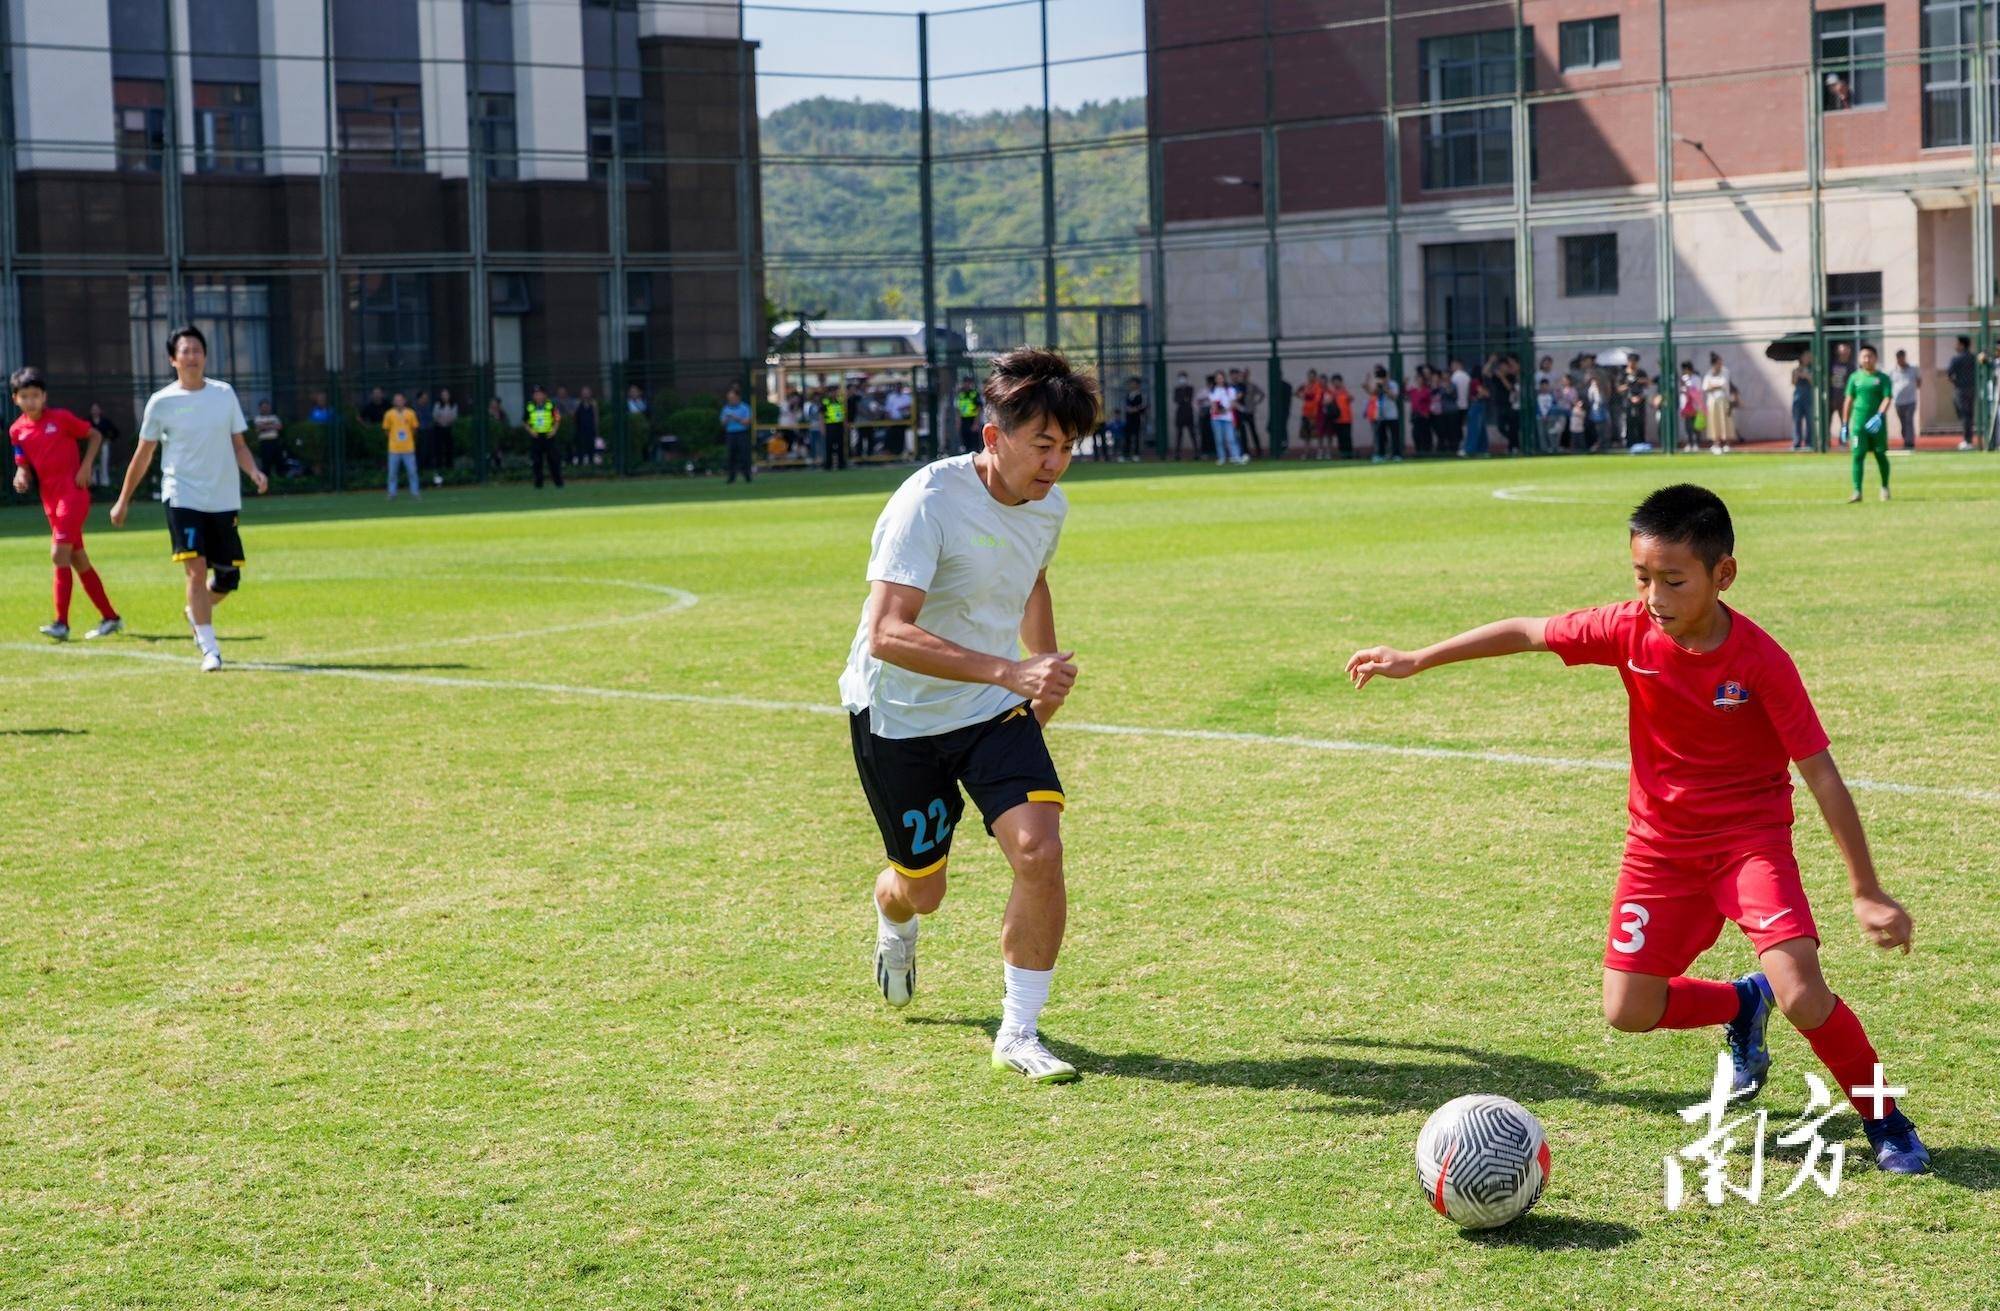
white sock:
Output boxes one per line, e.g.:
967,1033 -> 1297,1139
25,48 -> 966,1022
999,963 -> 1053,1041
877,903 -> 917,940
194,623 -> 218,655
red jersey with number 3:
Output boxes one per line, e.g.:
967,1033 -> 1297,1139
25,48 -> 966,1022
10,407 -> 91,505
1543,600 -> 1830,858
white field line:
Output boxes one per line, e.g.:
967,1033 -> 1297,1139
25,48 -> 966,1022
7,641 -> 1995,807
0,575 -> 697,681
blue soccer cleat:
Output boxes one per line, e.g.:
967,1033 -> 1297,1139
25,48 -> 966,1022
1863,1110 -> 1932,1175
1724,972 -> 1775,1099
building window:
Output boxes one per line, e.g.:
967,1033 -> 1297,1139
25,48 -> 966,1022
336,82 -> 424,170
1826,271 -> 1884,351
130,276 -> 272,400
1562,234 -> 1619,297
489,273 -> 535,315
193,83 -> 264,175
114,79 -> 168,173
348,273 -> 432,377
1418,29 -> 1533,191
587,96 -> 644,178
1819,6 -> 1887,110
475,93 -> 518,180
1922,0 -> 2000,147
1559,17 -> 1620,71
1424,240 -> 1517,369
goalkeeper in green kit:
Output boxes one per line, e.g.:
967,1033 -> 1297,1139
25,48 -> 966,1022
1843,344 -> 1893,503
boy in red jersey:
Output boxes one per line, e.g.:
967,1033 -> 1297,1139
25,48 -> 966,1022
9,366 -> 121,641
1345,483 -> 1929,1174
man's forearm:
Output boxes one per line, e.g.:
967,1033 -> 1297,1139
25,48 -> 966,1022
117,442 -> 156,503
1020,580 -> 1057,656
872,620 -> 1013,688
232,435 -> 261,478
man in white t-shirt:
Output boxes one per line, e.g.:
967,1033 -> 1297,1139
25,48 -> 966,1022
109,324 -> 268,671
841,346 -> 1095,1084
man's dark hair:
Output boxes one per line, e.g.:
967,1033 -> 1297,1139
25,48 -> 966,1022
1630,483 -> 1734,566
9,365 -> 46,394
1958,335 -> 1972,349
981,346 -> 1099,438
165,324 -> 207,361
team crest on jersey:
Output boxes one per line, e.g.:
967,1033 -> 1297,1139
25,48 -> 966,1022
1713,680 -> 1751,711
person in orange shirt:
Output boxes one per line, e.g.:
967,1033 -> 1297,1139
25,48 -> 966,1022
1297,368 -> 1327,461
383,391 -> 422,500
1326,373 -> 1355,460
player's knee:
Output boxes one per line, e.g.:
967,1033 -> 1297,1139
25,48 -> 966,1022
210,566 -> 242,595
1602,996 -> 1658,1033
1771,975 -> 1835,1030
901,868 -> 948,914
50,542 -> 72,566
1008,830 -> 1064,886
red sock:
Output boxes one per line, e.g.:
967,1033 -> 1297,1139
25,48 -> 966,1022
1800,997 -> 1896,1120
1652,976 -> 1740,1030
77,567 -> 116,619
52,565 -> 73,624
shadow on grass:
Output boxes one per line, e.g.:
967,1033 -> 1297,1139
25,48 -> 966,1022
0,726 -> 86,736
1463,1212 -> 1640,1250
125,631 -> 266,644
1922,1146 -> 2000,1191
908,1021 -> 1688,1117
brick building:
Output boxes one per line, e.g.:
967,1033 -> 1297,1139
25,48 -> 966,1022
1146,0 -> 1996,442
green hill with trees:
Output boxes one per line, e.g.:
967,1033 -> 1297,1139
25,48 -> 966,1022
759,95 -> 1148,320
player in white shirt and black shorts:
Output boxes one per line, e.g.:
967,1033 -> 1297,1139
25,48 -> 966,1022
109,324 -> 268,671
840,346 -> 1096,1084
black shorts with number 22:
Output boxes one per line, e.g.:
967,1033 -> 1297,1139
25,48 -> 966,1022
850,702 -> 1065,877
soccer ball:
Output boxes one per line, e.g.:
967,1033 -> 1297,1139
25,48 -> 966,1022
1415,1094 -> 1550,1229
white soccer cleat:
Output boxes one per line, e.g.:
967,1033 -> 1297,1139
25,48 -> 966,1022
82,617 -> 123,639
200,650 -> 223,673
875,920 -> 916,1008
38,621 -> 69,642
992,1029 -> 1078,1084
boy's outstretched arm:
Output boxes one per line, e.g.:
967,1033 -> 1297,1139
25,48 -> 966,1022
1797,749 -> 1914,953
1346,617 -> 1550,689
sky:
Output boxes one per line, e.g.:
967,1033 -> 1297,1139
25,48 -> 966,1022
744,0 -> 1148,115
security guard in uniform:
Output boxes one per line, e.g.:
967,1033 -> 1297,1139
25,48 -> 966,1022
525,384 -> 564,489
820,388 -> 847,472
954,381 -> 981,454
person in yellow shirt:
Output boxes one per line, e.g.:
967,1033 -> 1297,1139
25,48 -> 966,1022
383,391 -> 422,500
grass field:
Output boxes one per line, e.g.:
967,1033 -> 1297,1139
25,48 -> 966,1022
2,453 -> 1997,1310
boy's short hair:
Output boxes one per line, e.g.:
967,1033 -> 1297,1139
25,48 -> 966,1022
166,324 -> 207,361
1630,483 -> 1734,567
9,365 -> 46,394
981,346 -> 1099,439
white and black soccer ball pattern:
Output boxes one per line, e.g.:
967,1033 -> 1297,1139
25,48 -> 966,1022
1414,1094 -> 1551,1230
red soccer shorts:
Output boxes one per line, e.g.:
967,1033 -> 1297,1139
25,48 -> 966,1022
45,488 -> 89,547
1602,837 -> 1820,976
